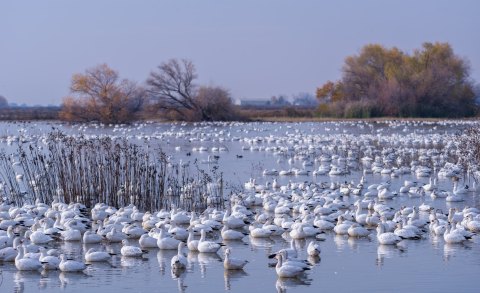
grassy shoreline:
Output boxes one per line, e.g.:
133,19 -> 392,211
248,116 -> 480,123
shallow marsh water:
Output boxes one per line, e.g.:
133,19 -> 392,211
0,120 -> 479,292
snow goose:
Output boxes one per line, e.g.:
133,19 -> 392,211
307,241 -> 321,257
83,231 -> 102,244
394,222 -> 421,240
186,229 -> 199,251
157,226 -> 181,250
39,247 -> 60,270
376,223 -> 401,245
29,230 -> 54,245
139,233 -> 158,248
453,181 -> 469,195
443,224 -> 468,244
59,254 -> 87,272
171,242 -> 187,271
422,177 -> 437,192
446,192 -> 464,202
333,216 -> 352,235
106,226 -> 126,243
61,228 -> 82,242
347,223 -> 370,238
224,248 -> 248,270
289,224 -> 307,239
198,229 -> 222,253
85,248 -> 112,262
249,224 -> 274,238
221,225 -> 248,240
268,239 -> 298,259
15,245 -> 42,271
121,239 -> 147,257
0,226 -> 16,247
275,253 -> 309,278
465,214 -> 480,232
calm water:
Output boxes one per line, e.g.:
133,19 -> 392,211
0,120 -> 479,293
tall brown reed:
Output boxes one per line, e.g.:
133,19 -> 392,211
0,131 -> 223,212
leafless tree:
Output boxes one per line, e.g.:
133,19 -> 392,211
194,86 -> 238,121
0,95 -> 8,108
146,59 -> 203,120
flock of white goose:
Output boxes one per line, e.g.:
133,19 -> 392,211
0,120 -> 479,284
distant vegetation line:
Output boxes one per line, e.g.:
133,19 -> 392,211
1,42 -> 478,123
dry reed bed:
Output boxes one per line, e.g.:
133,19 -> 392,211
0,131 -> 224,211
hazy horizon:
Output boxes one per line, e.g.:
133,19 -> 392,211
1,0 -> 479,105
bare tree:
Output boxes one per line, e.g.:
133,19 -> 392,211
60,64 -> 146,124
146,59 -> 206,120
0,95 -> 8,108
194,86 -> 238,121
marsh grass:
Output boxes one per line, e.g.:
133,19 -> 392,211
0,131 -> 224,211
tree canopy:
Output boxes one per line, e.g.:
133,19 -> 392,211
60,64 -> 146,124
317,42 -> 476,118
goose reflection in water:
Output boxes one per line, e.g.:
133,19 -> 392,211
60,241 -> 83,256
157,250 -> 177,274
171,267 -> 187,293
307,255 -> 321,265
249,236 -> 275,250
39,270 -> 61,290
293,238 -> 306,250
120,255 -> 146,269
376,244 -> 406,266
443,242 -> 471,261
58,271 -> 86,289
347,235 -> 372,251
333,234 -> 348,250
224,269 -> 248,290
13,271 -> 41,293
275,276 -> 312,293
197,251 -> 222,264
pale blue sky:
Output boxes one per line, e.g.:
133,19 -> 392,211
1,0 -> 479,105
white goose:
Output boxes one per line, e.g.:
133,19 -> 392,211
347,223 -> 370,237
224,248 -> 248,270
333,216 -> 352,235
29,230 -> 55,245
275,253 -> 309,278
85,248 -> 112,262
376,223 -> 402,245
157,226 -> 181,250
39,248 -> 60,270
307,241 -> 321,257
268,239 -> 298,259
171,242 -> 187,271
221,225 -> 248,240
186,229 -> 199,251
443,224 -> 468,244
83,231 -> 103,244
15,245 -> 42,271
0,238 -> 19,262
59,254 -> 87,272
139,234 -> 158,248
289,223 -> 307,239
198,229 -> 222,253
453,181 -> 469,195
0,226 -> 16,247
121,239 -> 147,257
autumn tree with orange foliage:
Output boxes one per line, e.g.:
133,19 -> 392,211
60,64 -> 146,123
317,43 -> 476,118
